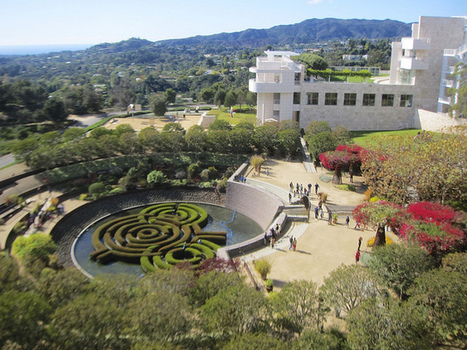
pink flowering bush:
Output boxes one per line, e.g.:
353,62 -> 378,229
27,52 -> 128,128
355,200 -> 466,255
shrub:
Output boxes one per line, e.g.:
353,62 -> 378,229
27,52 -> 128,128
254,258 -> 271,280
88,182 -> 105,194
187,162 -> 201,179
147,170 -> 167,186
12,233 -> 57,265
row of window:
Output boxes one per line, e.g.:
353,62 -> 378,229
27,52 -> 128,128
302,92 -> 413,107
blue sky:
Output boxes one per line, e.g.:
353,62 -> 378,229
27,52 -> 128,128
1,0 -> 465,47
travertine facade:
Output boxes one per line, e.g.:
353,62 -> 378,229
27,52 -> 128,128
249,16 -> 467,131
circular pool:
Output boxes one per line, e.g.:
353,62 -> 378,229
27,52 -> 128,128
72,202 -> 262,277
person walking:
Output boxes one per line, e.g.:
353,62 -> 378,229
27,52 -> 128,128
292,237 -> 297,251
315,183 -> 320,194
345,215 -> 350,228
357,237 -> 363,251
289,236 -> 294,250
355,250 -> 361,264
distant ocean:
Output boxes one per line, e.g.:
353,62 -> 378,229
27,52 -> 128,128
0,44 -> 92,56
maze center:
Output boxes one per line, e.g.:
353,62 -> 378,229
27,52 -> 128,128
72,202 -> 263,277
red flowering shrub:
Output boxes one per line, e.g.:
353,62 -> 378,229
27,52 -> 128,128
357,201 -> 466,255
352,201 -> 407,231
407,202 -> 457,223
399,221 -> 465,254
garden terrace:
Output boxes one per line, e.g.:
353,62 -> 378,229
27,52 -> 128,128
50,187 -> 225,268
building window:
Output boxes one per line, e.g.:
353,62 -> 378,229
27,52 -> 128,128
273,93 -> 280,105
344,93 -> 357,106
400,94 -> 413,107
325,93 -> 338,105
274,74 -> 281,83
293,92 -> 301,105
362,94 -> 375,106
307,92 -> 319,105
382,94 -> 394,107
273,110 -> 280,118
295,73 -> 301,84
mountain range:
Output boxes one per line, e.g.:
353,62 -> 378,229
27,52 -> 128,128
92,18 -> 412,51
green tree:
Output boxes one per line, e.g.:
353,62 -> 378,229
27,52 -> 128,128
43,97 -> 68,124
442,252 -> 467,274
307,131 -> 338,161
221,333 -> 284,350
152,94 -> 168,116
277,128 -> 301,158
269,280 -> 326,336
254,123 -> 279,155
224,90 -> 238,109
347,297 -> 433,350
367,243 -> 435,299
0,291 -> 52,349
214,89 -> 226,109
407,270 -> 467,347
185,125 -> 208,152
62,127 -> 85,142
306,121 -> 332,136
449,62 -> 467,117
88,182 -> 105,195
200,284 -> 266,336
0,252 -> 22,293
294,53 -> 329,71
245,91 -> 257,111
37,267 -> 90,309
320,264 -> 383,317
208,119 -> 232,131
191,270 -> 244,306
291,328 -> 349,350
165,88 -> 177,104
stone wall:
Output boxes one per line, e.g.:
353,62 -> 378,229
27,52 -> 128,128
51,187 -> 225,267
414,109 -> 467,132
225,180 -> 283,231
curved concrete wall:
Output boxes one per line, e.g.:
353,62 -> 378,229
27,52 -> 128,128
225,179 -> 283,231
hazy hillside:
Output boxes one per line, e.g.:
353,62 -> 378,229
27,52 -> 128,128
157,18 -> 411,47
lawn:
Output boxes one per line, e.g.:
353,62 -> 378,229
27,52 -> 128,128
207,106 -> 256,126
351,129 -> 422,147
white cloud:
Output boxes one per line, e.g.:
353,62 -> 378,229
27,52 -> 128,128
308,0 -> 323,4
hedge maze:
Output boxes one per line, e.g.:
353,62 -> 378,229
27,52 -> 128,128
89,203 -> 226,272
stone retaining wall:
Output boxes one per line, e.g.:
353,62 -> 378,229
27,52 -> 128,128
414,109 -> 467,132
50,187 -> 225,267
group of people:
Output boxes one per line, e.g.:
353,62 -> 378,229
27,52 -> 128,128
288,182 -> 321,204
264,223 -> 281,249
289,235 -> 297,251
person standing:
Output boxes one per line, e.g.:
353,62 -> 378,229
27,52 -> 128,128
355,250 -> 360,264
271,228 -> 276,249
315,206 -> 319,219
315,183 -> 320,194
345,215 -> 350,228
357,237 -> 363,251
289,236 -> 294,250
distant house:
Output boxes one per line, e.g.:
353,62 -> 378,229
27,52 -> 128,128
249,16 -> 467,131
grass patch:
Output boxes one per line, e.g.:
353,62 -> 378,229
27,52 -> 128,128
335,184 -> 356,191
351,129 -> 421,147
207,106 -> 256,126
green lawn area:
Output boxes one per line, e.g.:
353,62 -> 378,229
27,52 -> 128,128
207,106 -> 256,126
351,129 -> 422,147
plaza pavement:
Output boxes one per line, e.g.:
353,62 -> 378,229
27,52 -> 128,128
0,155 -> 399,289
239,159 -> 399,290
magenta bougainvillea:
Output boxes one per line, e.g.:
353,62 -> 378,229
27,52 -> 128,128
407,201 -> 457,223
354,200 -> 466,255
319,144 -> 364,171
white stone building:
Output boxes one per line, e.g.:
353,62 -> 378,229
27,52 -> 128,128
249,16 -> 467,131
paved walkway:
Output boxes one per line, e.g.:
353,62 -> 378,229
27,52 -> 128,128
240,159 -> 399,290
